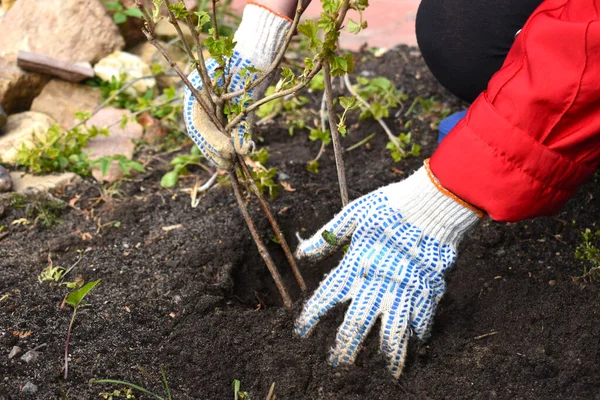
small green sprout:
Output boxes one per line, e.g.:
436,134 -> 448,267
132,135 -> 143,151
322,230 -> 338,246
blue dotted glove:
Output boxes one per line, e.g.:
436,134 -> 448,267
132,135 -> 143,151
295,162 -> 482,378
183,4 -> 291,170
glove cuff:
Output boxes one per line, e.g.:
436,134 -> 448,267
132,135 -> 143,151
386,159 -> 484,247
233,2 -> 292,70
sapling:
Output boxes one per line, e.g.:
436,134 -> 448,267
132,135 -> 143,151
93,367 -> 172,400
62,279 -> 101,379
134,0 -> 370,305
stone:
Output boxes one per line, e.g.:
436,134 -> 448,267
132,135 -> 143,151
0,55 -> 49,114
0,104 -> 6,129
20,350 -> 39,363
0,0 -> 124,63
30,80 -> 103,129
21,381 -> 38,395
84,107 -> 143,182
94,51 -> 156,94
10,171 -> 81,194
0,165 -> 12,192
8,346 -> 21,359
0,111 -> 56,164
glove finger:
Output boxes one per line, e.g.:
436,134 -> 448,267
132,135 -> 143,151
410,284 -> 437,340
379,291 -> 412,379
295,253 -> 359,338
296,192 -> 375,261
328,280 -> 384,367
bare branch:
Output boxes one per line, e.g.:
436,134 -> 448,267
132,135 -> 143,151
237,154 -> 306,291
323,62 -> 348,206
183,9 -> 215,99
229,170 -> 293,308
212,0 -> 219,40
166,0 -> 216,112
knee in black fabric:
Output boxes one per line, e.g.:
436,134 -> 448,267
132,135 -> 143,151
415,0 -> 543,103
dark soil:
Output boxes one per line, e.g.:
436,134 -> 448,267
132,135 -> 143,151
1,46 -> 600,400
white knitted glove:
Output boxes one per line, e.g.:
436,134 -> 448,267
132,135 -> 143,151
295,160 -> 483,378
184,3 -> 291,169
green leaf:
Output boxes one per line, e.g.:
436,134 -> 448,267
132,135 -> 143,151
306,160 -> 319,174
123,7 -> 143,18
347,18 -> 361,34
194,11 -> 211,32
339,96 -> 358,110
167,2 -> 189,19
113,12 -> 127,24
160,170 -> 180,188
321,230 -> 338,246
65,279 -> 101,308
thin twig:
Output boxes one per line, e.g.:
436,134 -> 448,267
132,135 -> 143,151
266,383 -> 276,400
237,154 -> 306,291
343,73 -> 403,152
345,132 -> 376,152
166,0 -> 216,112
323,62 -> 348,206
182,4 -> 216,101
229,170 -> 293,308
211,0 -> 219,40
136,0 -> 224,131
221,1 -> 304,101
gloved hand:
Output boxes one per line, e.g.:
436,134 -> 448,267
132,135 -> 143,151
183,3 -> 291,169
295,160 -> 483,378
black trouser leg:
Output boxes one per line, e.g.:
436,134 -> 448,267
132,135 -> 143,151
415,0 -> 544,103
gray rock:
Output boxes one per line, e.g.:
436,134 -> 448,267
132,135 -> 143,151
0,165 -> 12,192
20,350 -> 40,363
0,104 -> 6,130
20,381 -> 38,395
0,111 -> 56,164
8,345 -> 21,359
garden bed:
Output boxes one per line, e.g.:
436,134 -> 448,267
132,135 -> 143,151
1,46 -> 599,399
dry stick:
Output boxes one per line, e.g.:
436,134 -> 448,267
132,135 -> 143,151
136,1 -> 223,131
221,1 -> 304,102
343,73 -> 403,153
323,62 -> 349,206
237,154 -> 307,291
229,170 -> 293,308
165,0 -> 216,112
309,90 -> 328,164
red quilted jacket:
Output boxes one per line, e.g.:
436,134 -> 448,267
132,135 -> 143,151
430,0 -> 600,222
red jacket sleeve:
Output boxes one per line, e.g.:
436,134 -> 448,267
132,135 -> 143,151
430,0 -> 600,222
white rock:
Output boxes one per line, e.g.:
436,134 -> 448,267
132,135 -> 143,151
21,381 -> 38,395
20,350 -> 40,363
10,171 -> 81,194
0,111 -> 56,164
94,51 -> 156,94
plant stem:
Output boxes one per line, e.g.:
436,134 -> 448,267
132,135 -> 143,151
343,74 -> 403,152
229,170 -> 293,308
166,0 -> 216,112
323,62 -> 348,206
212,0 -> 219,39
64,306 -> 77,380
182,5 -> 216,101
136,0 -> 224,131
237,155 -> 306,291
221,0 -> 304,101
345,132 -> 376,152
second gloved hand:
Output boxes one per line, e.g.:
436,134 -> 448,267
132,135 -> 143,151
183,3 -> 291,169
295,160 -> 483,378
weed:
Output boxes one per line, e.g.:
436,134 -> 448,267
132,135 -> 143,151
248,149 -> 279,199
354,76 -> 408,121
63,279 -> 101,379
575,228 -> 600,282
10,194 -> 66,228
233,380 -> 249,400
93,154 -> 146,178
386,133 -> 421,163
102,0 -> 143,25
161,146 -> 210,188
38,254 -> 66,283
99,387 -> 135,399
93,367 -> 173,400
15,123 -> 108,175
